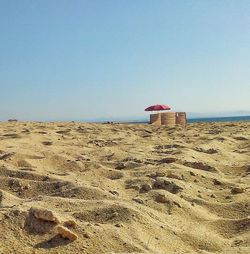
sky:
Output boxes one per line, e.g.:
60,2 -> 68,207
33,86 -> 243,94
0,0 -> 250,121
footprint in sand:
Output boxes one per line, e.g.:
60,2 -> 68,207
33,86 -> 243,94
193,147 -> 218,154
183,161 -> 218,172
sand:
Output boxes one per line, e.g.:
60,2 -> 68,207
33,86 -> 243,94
0,121 -> 249,254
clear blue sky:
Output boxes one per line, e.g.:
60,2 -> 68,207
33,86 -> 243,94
0,0 -> 250,120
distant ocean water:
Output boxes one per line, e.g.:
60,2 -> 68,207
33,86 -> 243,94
122,115 -> 250,124
188,115 -> 250,123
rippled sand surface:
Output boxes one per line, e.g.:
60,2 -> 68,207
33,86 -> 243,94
0,121 -> 249,254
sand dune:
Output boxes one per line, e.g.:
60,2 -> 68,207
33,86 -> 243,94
0,121 -> 249,253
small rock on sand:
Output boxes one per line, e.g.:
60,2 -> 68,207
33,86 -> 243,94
158,157 -> 177,164
140,183 -> 152,192
153,178 -> 183,194
30,207 -> 60,223
155,194 -> 168,203
115,163 -> 126,170
132,197 -> 144,204
57,225 -> 78,241
231,187 -> 244,194
148,172 -> 166,178
213,179 -> 222,185
167,172 -> 183,180
42,141 -> 53,146
64,219 -> 77,228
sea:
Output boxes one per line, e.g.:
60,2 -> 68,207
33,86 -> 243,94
122,115 -> 250,124
187,115 -> 250,123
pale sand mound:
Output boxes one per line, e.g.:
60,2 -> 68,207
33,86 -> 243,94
0,121 -> 249,254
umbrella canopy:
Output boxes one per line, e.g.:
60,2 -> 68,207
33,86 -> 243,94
145,104 -> 171,111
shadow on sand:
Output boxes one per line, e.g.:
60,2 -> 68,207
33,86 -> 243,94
34,235 -> 71,249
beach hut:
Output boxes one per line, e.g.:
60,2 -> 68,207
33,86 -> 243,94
145,105 -> 187,127
145,104 -> 171,125
161,112 -> 176,126
176,112 -> 187,127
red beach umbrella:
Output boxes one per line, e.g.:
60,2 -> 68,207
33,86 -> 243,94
145,104 -> 171,111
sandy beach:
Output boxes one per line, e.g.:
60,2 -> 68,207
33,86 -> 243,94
0,121 -> 249,254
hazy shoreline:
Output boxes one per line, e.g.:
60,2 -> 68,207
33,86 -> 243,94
2,115 -> 250,124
